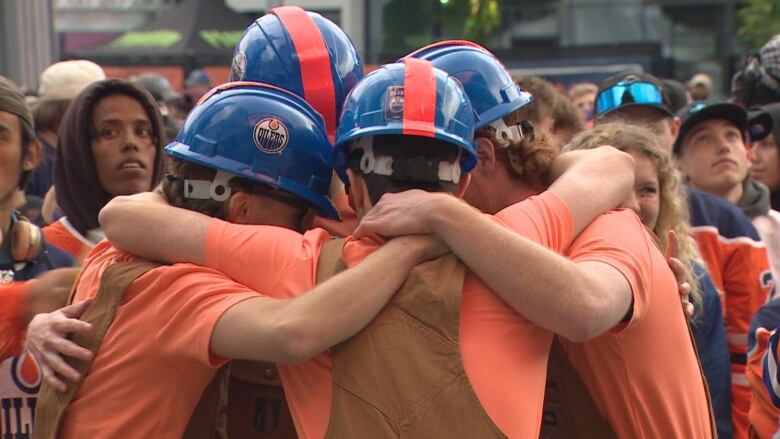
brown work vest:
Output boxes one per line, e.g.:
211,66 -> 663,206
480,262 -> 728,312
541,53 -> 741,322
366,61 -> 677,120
33,257 -> 299,439
540,324 -> 718,439
315,238 -> 506,438
539,338 -> 618,439
34,261 -> 163,439
219,359 -> 297,438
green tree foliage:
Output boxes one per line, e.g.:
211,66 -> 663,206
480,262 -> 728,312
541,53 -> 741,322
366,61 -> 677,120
382,0 -> 500,59
462,0 -> 501,42
737,0 -> 780,50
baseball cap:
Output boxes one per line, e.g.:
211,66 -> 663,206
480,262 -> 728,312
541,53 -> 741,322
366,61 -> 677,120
748,103 -> 779,144
184,69 -> 212,89
688,73 -> 713,90
661,78 -> 690,113
0,77 -> 33,130
133,73 -> 182,104
594,72 -> 673,119
38,60 -> 106,101
673,100 -> 771,154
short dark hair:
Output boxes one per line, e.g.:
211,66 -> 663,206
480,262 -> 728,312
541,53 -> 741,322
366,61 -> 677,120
347,134 -> 460,205
18,115 -> 36,188
552,94 -> 585,140
161,156 -> 313,230
32,99 -> 71,134
732,73 -> 780,107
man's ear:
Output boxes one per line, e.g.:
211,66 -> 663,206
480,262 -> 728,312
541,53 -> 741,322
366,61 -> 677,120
671,116 -> 681,138
456,173 -> 471,198
22,139 -> 41,171
226,191 -> 250,224
346,169 -> 367,214
474,137 -> 496,175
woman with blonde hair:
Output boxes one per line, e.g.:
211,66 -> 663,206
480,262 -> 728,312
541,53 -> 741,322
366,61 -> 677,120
565,122 -> 733,438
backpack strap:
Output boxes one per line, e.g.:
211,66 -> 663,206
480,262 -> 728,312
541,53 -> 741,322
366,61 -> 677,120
34,260 -> 162,439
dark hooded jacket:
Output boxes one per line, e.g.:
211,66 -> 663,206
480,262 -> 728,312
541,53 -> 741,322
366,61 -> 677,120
738,178 -> 772,219
54,79 -> 165,236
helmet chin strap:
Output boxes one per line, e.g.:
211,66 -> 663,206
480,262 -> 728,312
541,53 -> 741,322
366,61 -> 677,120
183,170 -> 236,202
488,118 -> 529,144
353,137 -> 461,184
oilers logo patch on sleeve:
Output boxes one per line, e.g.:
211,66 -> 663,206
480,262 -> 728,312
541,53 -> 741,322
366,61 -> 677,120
385,86 -> 405,121
253,118 -> 289,154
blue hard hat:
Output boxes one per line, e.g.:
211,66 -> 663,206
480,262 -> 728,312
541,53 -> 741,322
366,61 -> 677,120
230,6 -> 363,138
165,81 -> 339,220
334,58 -> 477,179
402,40 -> 532,129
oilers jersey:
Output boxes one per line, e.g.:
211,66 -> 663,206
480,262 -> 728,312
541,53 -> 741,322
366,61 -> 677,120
688,188 -> 775,439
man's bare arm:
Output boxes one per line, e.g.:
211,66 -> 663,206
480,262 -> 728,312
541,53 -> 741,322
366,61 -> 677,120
352,147 -> 636,341
99,192 -> 209,264
414,197 -> 631,341
211,235 -> 446,362
546,145 -> 634,235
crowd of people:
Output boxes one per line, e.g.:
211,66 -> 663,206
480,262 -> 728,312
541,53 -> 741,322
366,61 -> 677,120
2,5 -> 780,438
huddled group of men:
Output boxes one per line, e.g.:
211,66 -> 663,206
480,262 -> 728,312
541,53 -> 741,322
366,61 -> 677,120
3,5 -> 780,439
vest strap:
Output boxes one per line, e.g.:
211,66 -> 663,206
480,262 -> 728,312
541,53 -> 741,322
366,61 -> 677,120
34,260 -> 162,439
540,338 -> 618,439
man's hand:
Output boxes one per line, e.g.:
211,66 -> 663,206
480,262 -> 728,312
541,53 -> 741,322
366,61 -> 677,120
26,301 -> 94,392
354,190 -> 463,238
23,268 -> 80,324
665,230 -> 694,319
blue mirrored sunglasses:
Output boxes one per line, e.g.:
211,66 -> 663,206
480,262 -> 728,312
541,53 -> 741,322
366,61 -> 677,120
595,81 -> 664,115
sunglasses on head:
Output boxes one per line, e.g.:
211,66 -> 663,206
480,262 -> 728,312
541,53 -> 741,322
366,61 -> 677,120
595,80 -> 664,115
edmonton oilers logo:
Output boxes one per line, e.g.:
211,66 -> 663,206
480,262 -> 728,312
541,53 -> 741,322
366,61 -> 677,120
253,118 -> 289,154
10,351 -> 41,394
231,50 -> 247,80
384,86 -> 405,121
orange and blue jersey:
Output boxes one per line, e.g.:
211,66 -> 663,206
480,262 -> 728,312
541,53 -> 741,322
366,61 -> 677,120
688,188 -> 775,438
0,229 -> 74,438
0,282 -> 28,362
761,327 -> 780,407
746,299 -> 780,438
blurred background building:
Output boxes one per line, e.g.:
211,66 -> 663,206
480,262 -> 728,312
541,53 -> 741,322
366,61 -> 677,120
0,0 -> 777,96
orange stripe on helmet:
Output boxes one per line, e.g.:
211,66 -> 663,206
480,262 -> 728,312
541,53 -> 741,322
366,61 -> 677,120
272,6 -> 338,140
401,58 -> 437,138
195,81 -> 299,106
404,39 -> 490,58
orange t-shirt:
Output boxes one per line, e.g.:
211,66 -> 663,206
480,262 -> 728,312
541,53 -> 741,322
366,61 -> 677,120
559,210 -> 713,438
42,218 -> 92,260
202,192 -> 575,438
0,282 -> 28,361
58,242 -> 260,438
